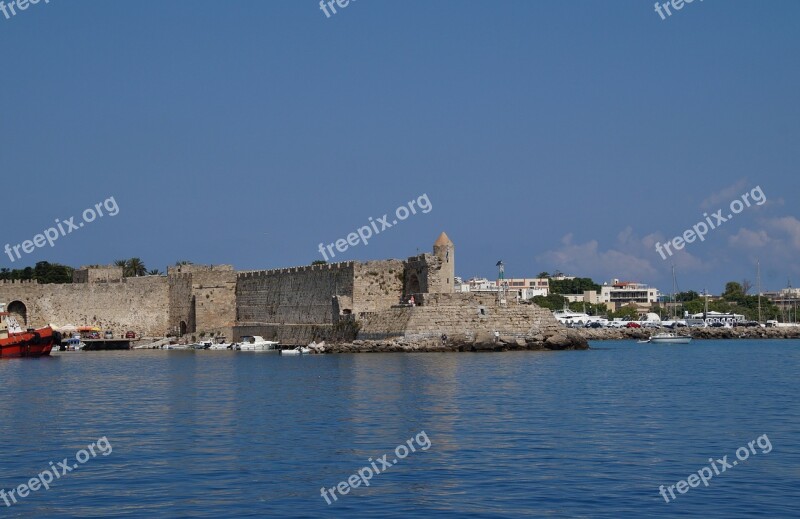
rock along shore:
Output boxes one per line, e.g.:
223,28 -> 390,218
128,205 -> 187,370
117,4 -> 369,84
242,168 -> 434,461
574,326 -> 800,341
313,329 -> 589,354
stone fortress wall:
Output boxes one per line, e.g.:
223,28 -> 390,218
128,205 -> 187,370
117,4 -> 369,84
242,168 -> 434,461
0,276 -> 169,337
0,232 -> 571,347
358,292 -> 563,342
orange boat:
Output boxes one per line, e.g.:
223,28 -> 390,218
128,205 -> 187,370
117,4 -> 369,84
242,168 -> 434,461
0,303 -> 59,358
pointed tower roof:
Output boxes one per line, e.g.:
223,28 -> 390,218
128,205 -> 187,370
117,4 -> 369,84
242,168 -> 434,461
434,232 -> 453,247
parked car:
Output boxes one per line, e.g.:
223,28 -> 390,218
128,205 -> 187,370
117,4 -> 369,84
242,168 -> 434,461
626,322 -> 641,328
104,331 -> 114,339
125,331 -> 136,339
585,322 -> 603,328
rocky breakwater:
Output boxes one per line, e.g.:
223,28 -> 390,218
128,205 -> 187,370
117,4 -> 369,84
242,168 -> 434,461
577,326 -> 800,341
319,328 -> 589,354
327,294 -> 589,353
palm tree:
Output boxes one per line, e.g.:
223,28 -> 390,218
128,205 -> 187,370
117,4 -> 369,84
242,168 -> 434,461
147,269 -> 163,276
127,258 -> 147,277
174,260 -> 193,266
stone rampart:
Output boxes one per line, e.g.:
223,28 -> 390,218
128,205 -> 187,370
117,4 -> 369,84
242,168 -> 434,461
0,277 -> 169,336
236,262 -> 356,325
358,293 -> 564,342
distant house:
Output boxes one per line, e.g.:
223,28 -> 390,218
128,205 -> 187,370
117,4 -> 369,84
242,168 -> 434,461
600,279 -> 660,312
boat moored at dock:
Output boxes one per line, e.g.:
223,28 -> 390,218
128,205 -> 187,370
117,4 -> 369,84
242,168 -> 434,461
235,336 -> 280,351
0,303 -> 58,358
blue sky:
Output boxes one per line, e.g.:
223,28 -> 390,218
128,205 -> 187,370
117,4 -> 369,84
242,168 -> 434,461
1,0 -> 798,294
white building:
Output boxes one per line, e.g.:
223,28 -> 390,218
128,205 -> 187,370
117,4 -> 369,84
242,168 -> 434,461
454,277 -> 549,299
499,278 -> 549,298
599,279 -> 660,311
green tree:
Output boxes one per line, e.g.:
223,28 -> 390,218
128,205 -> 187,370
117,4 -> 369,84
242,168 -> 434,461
675,291 -> 699,302
147,269 -> 163,276
611,304 -> 640,321
537,271 -> 550,279
722,282 -> 745,303
127,258 -> 147,277
549,277 -> 601,295
568,301 -> 608,316
312,260 -> 327,265
531,294 -> 568,310
683,300 -> 704,315
33,261 -> 74,284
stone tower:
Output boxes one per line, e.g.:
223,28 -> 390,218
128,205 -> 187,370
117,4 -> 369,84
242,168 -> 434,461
433,232 -> 455,293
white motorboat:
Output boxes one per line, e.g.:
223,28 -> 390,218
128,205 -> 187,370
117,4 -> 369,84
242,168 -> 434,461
280,346 -> 312,356
553,305 -> 605,327
191,341 -> 212,350
236,336 -> 280,351
209,342 -> 232,350
55,338 -> 86,352
647,333 -> 692,344
164,344 -> 191,350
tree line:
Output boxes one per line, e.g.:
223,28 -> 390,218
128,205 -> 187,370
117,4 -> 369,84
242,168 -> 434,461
0,262 -> 74,284
0,260 -> 195,284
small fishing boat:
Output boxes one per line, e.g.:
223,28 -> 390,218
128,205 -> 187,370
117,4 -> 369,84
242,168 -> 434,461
280,346 -> 312,356
647,333 -> 692,344
55,337 -> 86,352
0,303 -> 58,358
164,344 -> 191,350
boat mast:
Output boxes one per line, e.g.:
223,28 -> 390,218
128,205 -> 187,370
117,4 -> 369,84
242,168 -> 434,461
671,264 -> 677,320
756,259 -> 762,323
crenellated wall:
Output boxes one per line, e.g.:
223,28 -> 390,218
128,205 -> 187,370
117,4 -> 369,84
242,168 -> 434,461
236,262 -> 356,326
0,234 -> 459,343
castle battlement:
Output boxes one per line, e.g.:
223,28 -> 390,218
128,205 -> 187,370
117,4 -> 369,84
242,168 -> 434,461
237,261 -> 356,280
0,233 -> 457,346
0,279 -> 38,285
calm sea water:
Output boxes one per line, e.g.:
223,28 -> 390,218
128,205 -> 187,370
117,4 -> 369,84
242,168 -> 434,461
0,340 -> 798,518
